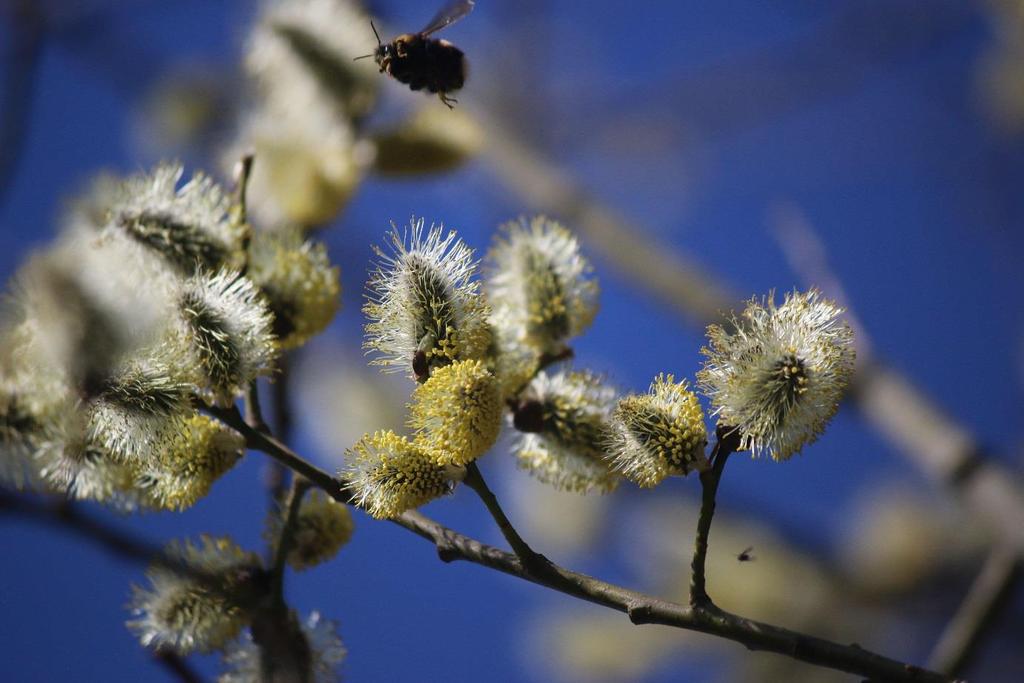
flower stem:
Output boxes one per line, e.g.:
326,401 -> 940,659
205,404 -> 349,502
270,476 -> 311,602
243,380 -> 271,434
462,461 -> 554,577
265,354 -> 295,504
231,152 -> 255,270
690,425 -> 741,608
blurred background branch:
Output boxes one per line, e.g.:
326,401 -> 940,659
928,544 -> 1021,677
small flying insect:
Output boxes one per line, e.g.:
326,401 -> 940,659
737,546 -> 756,562
356,0 -> 474,108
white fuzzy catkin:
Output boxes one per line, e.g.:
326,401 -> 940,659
514,371 -> 620,494
364,219 -> 491,380
698,289 -> 855,460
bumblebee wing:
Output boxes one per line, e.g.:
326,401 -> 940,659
420,0 -> 474,37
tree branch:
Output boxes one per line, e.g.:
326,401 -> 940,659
211,415 -> 952,682
271,355 -> 295,441
393,509 -> 949,683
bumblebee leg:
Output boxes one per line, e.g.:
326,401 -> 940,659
438,92 -> 457,109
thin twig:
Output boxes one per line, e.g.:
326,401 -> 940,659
209,415 -> 950,682
927,545 -> 1020,677
266,354 -> 294,503
243,381 -> 271,435
270,476 -> 311,601
0,490 -> 160,563
462,461 -> 554,576
0,491 -> 249,590
690,427 -> 740,607
232,152 -> 254,216
232,152 -> 255,267
205,404 -> 348,503
153,649 -> 205,683
272,354 -> 295,440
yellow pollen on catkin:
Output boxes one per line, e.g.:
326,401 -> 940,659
138,414 -> 244,511
409,360 -> 502,465
343,430 -> 462,519
607,375 -> 708,488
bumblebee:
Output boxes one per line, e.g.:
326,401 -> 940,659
359,0 -> 474,108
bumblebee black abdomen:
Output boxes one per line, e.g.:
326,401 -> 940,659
384,36 -> 466,95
